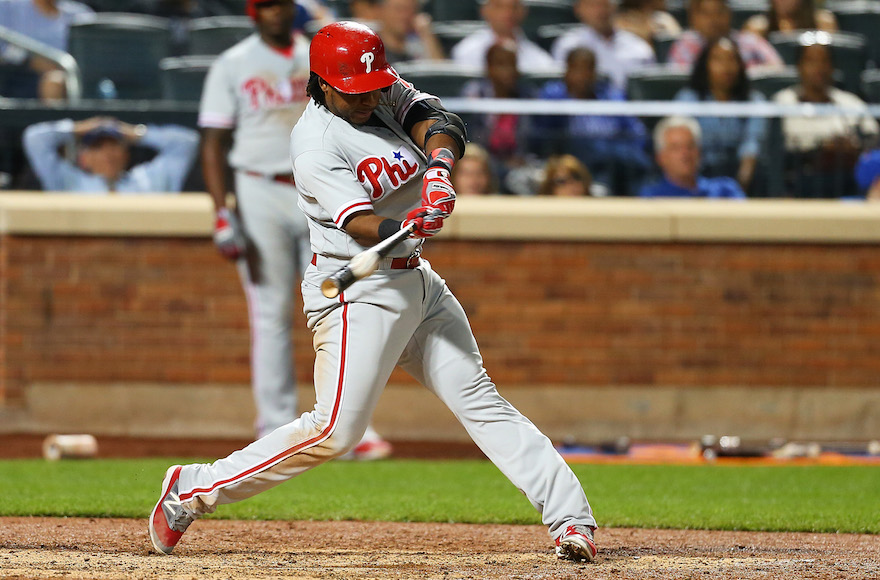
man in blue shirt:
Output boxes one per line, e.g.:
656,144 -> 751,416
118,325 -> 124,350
23,117 -> 199,193
639,115 -> 746,199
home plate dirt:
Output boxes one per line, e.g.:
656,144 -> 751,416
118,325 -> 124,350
0,518 -> 877,579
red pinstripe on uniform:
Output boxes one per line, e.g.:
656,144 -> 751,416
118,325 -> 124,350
179,301 -> 350,502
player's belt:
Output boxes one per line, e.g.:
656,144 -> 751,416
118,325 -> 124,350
311,253 -> 420,270
244,170 -> 296,186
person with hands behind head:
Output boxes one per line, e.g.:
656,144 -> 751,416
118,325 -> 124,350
149,21 -> 598,566
22,115 -> 198,193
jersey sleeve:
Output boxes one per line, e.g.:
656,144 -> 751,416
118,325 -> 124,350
198,56 -> 237,129
384,79 -> 442,127
293,149 -> 373,227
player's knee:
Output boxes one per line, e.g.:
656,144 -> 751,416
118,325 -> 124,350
320,429 -> 363,458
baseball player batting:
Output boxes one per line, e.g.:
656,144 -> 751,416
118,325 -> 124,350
150,21 -> 598,563
199,0 -> 389,456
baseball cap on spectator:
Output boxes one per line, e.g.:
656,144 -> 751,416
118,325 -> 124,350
81,124 -> 124,147
855,149 -> 880,190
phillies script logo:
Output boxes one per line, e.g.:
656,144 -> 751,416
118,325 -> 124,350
356,149 -> 419,199
242,76 -> 308,110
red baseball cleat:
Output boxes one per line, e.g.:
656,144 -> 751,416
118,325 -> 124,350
555,524 -> 598,563
148,465 -> 194,555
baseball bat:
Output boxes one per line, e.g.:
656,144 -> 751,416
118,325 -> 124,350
320,222 -> 418,298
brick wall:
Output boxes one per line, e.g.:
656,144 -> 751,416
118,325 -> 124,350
3,234 -> 879,405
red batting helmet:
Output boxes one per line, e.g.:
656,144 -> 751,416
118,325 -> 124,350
309,21 -> 398,94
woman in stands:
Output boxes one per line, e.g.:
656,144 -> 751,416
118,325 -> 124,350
674,36 -> 767,193
742,0 -> 837,38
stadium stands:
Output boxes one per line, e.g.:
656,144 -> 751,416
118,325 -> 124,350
159,55 -> 216,102
768,30 -> 868,95
1,0 -> 879,200
68,12 -> 171,100
188,16 -> 255,56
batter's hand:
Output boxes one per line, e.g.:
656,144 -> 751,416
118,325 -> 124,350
402,206 -> 444,238
421,147 -> 456,216
213,207 -> 246,260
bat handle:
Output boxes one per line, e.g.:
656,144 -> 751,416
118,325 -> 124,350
320,266 -> 355,299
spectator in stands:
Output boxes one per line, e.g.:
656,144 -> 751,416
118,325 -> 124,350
614,0 -> 682,44
855,149 -> 880,200
450,0 -> 556,72
22,116 -> 199,193
551,0 -> 656,93
675,37 -> 767,192
0,0 -> 93,101
742,0 -> 837,39
349,0 -> 380,22
462,40 -> 540,195
537,47 -> 651,195
538,154 -> 598,196
639,116 -> 747,198
451,143 -> 498,195
773,40 -> 879,197
375,0 -> 444,64
667,0 -> 783,71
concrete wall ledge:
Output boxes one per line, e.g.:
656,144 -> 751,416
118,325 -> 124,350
2,193 -> 880,243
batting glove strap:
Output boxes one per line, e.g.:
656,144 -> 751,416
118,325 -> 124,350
213,207 -> 246,260
402,207 -> 444,239
422,148 -> 456,217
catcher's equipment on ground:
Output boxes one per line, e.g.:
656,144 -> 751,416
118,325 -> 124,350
309,21 -> 398,94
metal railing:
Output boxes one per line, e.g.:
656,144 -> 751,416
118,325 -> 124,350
0,24 -> 81,103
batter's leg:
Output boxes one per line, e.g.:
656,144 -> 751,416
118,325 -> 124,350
172,270 -> 421,517
396,263 -> 596,540
235,174 -> 298,438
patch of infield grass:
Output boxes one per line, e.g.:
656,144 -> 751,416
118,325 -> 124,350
0,459 -> 876,533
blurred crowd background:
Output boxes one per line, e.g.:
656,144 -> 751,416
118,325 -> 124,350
1,0 -> 879,200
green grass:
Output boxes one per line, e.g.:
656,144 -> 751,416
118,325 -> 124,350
0,459 -> 877,534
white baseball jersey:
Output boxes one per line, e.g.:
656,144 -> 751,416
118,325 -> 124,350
291,82 -> 436,259
199,33 -> 310,174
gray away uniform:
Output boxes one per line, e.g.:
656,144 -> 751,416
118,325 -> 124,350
177,80 -> 596,542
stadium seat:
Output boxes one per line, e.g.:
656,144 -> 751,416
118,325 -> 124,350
431,20 -> 486,57
393,61 -> 482,97
626,65 -> 690,100
863,69 -> 880,104
748,66 -> 845,98
521,0 -> 578,43
729,0 -> 769,30
830,0 -> 880,67
535,22 -> 581,53
768,30 -> 868,95
68,12 -> 171,100
522,68 -> 565,91
426,0 -> 480,22
159,55 -> 215,102
188,16 -> 254,56
666,0 -> 688,29
748,65 -> 799,98
652,31 -> 679,63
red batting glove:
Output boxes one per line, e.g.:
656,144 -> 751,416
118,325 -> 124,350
402,206 -> 445,238
213,207 -> 246,260
421,147 -> 456,216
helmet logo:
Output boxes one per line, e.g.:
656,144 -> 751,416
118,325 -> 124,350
360,52 -> 375,73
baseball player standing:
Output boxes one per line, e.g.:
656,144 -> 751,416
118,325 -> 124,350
200,0 -> 390,457
151,21 -> 598,563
